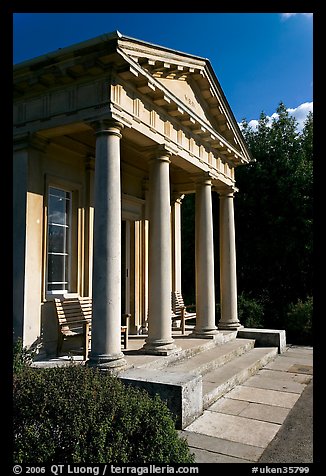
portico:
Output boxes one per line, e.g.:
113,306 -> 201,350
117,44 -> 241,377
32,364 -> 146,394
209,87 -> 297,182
13,31 -> 252,368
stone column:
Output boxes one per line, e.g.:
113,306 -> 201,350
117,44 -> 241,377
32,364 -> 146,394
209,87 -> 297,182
88,120 -> 127,370
193,175 -> 218,337
142,148 -> 180,355
218,187 -> 242,329
171,193 -> 185,311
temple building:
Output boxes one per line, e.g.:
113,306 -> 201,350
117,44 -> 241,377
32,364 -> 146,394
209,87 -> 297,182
13,31 -> 252,369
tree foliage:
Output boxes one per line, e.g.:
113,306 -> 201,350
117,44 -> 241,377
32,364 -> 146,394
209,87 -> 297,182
235,103 -> 313,331
181,102 -> 313,341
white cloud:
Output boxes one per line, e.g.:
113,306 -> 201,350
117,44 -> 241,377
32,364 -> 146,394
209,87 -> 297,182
281,13 -> 313,20
246,119 -> 259,130
239,102 -> 313,133
287,102 -> 313,131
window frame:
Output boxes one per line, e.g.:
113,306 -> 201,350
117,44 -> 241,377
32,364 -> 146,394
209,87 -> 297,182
46,186 -> 72,295
43,176 -> 82,301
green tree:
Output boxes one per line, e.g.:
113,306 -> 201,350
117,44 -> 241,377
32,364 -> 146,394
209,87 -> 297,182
180,102 -> 313,339
236,102 -> 313,331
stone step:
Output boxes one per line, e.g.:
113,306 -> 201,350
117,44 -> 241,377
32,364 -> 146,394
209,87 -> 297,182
120,336 -> 279,429
202,346 -> 278,409
132,330 -> 238,370
164,338 -> 256,377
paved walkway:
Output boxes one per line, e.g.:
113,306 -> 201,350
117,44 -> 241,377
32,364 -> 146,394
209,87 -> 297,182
258,378 -> 313,463
180,345 -> 313,463
34,339 -> 313,463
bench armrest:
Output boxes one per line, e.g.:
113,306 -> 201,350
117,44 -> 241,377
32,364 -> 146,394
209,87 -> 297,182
122,313 -> 131,326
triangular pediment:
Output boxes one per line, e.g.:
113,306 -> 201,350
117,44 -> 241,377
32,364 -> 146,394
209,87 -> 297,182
156,77 -> 212,125
117,35 -> 251,163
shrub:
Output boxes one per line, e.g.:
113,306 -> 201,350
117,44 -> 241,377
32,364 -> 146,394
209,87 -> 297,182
286,296 -> 313,345
237,292 -> 265,328
13,364 -> 195,464
13,338 -> 35,374
215,292 -> 265,328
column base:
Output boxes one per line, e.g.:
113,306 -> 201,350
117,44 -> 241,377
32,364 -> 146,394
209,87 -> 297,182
218,321 -> 243,330
190,326 -> 219,339
141,338 -> 181,356
87,352 -> 129,372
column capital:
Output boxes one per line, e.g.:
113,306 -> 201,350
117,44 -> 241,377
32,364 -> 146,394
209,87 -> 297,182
193,171 -> 214,187
214,184 -> 239,197
144,144 -> 173,163
90,119 -> 124,137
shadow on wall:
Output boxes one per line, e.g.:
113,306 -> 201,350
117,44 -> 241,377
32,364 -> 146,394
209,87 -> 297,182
40,300 -> 58,357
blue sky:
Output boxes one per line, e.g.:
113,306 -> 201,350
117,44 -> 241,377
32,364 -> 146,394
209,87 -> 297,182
13,13 -> 313,131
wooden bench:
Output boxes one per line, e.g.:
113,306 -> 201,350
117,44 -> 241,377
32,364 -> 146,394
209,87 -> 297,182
171,291 -> 196,334
54,297 -> 130,360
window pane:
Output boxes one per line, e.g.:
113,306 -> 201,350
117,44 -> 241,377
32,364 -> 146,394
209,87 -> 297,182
48,224 -> 65,253
48,283 -> 68,292
47,254 -> 66,283
48,189 -> 70,225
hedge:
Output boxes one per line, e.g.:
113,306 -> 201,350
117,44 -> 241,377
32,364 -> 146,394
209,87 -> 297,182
13,350 -> 195,464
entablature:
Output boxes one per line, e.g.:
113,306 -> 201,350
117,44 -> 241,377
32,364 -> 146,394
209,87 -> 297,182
13,31 -> 253,188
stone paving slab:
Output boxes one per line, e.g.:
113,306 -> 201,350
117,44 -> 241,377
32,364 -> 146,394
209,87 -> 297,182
264,355 -> 313,372
256,368 -> 313,385
187,447 -> 249,463
225,385 -> 300,408
181,430 -> 265,461
209,397 -> 249,415
185,411 -> 280,448
238,402 -> 291,424
209,397 -> 290,424
279,354 -> 313,364
243,373 -> 306,393
283,346 -> 313,355
287,364 -> 313,375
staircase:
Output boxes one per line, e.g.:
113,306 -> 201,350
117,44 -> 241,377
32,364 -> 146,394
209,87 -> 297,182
119,331 -> 279,429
